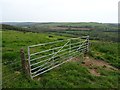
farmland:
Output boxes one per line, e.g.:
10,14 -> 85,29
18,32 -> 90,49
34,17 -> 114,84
1,22 -> 120,88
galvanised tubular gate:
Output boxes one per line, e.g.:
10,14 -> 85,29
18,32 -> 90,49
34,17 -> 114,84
27,36 -> 89,79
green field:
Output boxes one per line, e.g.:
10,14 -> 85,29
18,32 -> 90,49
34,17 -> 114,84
2,22 -> 120,88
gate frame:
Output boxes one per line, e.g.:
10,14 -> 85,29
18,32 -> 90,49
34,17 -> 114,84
27,36 -> 89,79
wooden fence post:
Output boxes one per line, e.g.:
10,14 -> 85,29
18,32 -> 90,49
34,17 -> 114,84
20,48 -> 26,73
20,48 -> 30,77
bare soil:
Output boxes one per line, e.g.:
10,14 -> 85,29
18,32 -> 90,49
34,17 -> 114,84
70,56 -> 118,76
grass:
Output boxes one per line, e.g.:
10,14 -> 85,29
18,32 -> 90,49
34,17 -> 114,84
2,30 -> 119,88
0,30 -> 2,89
89,41 -> 119,68
3,61 -> 119,88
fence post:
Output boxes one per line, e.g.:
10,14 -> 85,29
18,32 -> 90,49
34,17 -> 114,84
20,48 -> 26,73
20,48 -> 30,76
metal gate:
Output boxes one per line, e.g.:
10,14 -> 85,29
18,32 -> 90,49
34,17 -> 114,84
27,36 -> 89,79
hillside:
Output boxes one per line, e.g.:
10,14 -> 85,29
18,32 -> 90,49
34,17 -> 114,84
2,23 -> 119,88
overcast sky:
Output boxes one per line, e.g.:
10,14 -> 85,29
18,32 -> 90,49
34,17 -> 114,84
0,0 -> 119,23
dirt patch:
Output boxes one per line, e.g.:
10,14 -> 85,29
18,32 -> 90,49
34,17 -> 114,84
88,68 -> 101,76
81,56 -> 118,76
70,56 -> 118,76
82,56 -> 118,71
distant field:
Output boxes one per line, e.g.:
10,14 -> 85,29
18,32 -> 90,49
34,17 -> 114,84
50,26 -> 92,31
2,22 -> 118,42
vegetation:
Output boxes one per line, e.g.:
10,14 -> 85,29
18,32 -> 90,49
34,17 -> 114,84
1,24 -> 25,31
2,22 -> 119,88
89,41 -> 119,68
